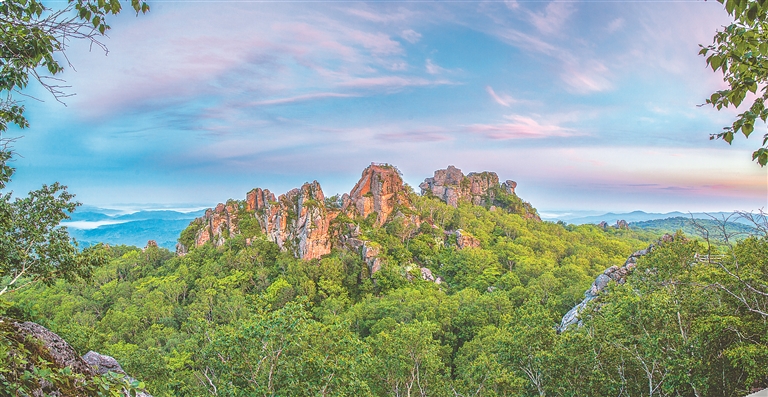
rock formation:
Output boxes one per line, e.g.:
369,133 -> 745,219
453,229 -> 481,249
419,165 -> 537,220
250,181 -> 335,260
195,202 -> 239,247
419,165 -> 518,208
188,164 -> 531,266
190,164 -> 416,263
0,317 -> 151,396
557,234 -> 675,333
341,164 -> 414,226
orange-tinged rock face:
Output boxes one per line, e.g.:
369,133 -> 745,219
343,164 -> 413,226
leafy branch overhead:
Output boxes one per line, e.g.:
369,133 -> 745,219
0,0 -> 150,132
701,0 -> 768,166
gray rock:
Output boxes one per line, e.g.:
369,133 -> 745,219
83,351 -> 125,375
420,267 -> 436,282
557,234 -> 674,333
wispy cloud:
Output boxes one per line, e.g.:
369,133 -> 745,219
245,92 -> 359,106
607,18 -> 625,33
401,29 -> 422,43
343,7 -> 416,23
339,76 -> 452,89
465,115 -> 579,140
561,61 -> 613,94
425,59 -> 446,75
485,86 -> 515,107
529,2 -> 575,36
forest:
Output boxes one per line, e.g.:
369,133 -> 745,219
2,183 -> 767,397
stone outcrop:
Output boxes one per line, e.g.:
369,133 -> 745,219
195,202 -> 239,247
188,164 -> 533,264
82,351 -> 152,397
420,165 -> 518,208
557,234 -> 675,333
419,165 -> 538,220
175,242 -> 188,256
341,164 -> 413,226
191,164 -> 416,261
453,230 -> 480,250
250,181 -> 335,260
0,317 -> 151,396
194,182 -> 334,260
420,267 -> 443,284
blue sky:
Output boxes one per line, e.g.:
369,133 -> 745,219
6,0 -> 768,213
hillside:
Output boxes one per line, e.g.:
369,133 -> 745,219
3,164 -> 766,397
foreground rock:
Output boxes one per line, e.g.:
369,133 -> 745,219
557,234 -> 675,333
0,317 -> 151,396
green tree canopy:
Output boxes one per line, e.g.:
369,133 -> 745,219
701,0 -> 768,166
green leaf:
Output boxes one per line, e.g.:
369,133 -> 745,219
747,4 -> 758,21
742,122 -> 754,137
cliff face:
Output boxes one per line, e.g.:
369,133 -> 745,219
195,202 -> 239,247
341,164 -> 413,226
195,182 -> 334,260
557,234 -> 676,333
249,181 -> 335,260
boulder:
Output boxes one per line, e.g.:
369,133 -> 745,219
0,317 -> 151,396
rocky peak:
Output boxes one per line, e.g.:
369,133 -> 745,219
195,201 -> 239,247
420,166 -> 527,214
193,181 -> 334,260
342,163 -> 413,226
255,181 -> 334,260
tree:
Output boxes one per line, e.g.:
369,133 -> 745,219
1,0 -> 150,295
700,0 -> 768,166
1,0 -> 150,132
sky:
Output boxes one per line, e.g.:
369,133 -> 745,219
6,0 -> 768,214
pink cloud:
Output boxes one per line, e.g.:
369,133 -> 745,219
245,92 -> 359,106
425,59 -> 446,75
529,2 -> 575,36
465,115 -> 579,139
560,61 -> 613,94
346,30 -> 403,56
343,7 -> 416,23
485,86 -> 515,107
339,76 -> 452,89
401,29 -> 422,43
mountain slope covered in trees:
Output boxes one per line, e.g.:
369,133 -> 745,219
3,165 -> 767,396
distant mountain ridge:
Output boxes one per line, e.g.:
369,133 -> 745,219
63,209 -> 206,250
560,210 -> 756,225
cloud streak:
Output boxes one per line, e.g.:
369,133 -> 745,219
245,92 -> 359,107
465,115 -> 580,140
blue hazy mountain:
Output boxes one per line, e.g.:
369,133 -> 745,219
63,208 -> 205,250
556,210 -> 754,225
